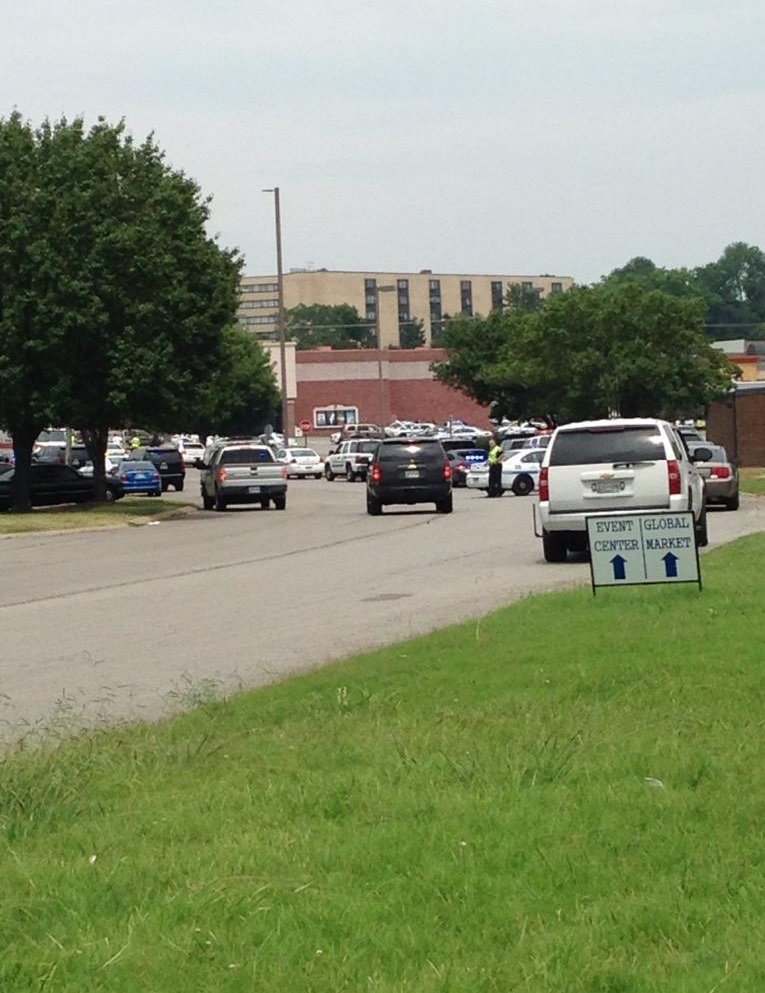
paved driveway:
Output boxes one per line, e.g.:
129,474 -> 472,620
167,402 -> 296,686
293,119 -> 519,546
1,481 -> 763,737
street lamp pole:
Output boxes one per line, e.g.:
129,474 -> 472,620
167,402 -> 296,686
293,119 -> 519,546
263,186 -> 290,442
374,284 -> 396,428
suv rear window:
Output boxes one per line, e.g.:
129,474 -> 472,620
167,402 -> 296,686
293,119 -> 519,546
219,448 -> 274,465
549,425 -> 666,466
378,441 -> 445,463
354,441 -> 379,454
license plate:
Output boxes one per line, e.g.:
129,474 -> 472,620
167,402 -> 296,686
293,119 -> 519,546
248,486 -> 261,493
159,462 -> 168,470
594,480 -> 622,494
404,470 -> 419,479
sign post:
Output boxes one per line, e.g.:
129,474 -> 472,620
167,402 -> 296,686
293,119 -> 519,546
299,419 -> 311,444
586,511 -> 702,594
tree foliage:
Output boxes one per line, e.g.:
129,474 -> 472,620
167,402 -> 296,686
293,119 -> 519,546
194,325 -> 280,441
286,303 -> 374,350
0,112 -> 242,508
399,317 -> 426,349
505,283 -> 544,313
434,283 -> 736,424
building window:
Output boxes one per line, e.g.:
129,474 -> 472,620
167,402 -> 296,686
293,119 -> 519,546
398,306 -> 410,323
364,278 -> 377,290
429,279 -> 440,292
491,281 -> 504,311
239,298 -> 279,310
460,280 -> 473,316
241,282 -> 278,294
313,406 -> 359,428
551,282 -> 563,294
521,281 -> 533,290
397,279 -> 409,290
239,315 -> 276,327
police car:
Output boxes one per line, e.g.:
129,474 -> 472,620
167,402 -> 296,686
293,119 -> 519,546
466,448 -> 545,496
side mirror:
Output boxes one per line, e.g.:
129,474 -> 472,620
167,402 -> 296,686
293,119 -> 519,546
690,447 -> 713,463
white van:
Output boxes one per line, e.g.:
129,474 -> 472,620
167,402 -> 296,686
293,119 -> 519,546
537,418 -> 708,562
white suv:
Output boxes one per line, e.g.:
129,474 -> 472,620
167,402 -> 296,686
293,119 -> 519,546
537,418 -> 707,562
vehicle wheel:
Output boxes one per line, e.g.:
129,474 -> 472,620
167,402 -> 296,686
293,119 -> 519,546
161,480 -> 169,492
314,474 -> 322,480
214,489 -> 227,512
152,490 -> 162,498
435,494 -> 453,514
695,504 -> 709,547
724,492 -> 740,511
104,488 -> 116,503
273,495 -> 286,511
176,481 -> 184,492
260,497 -> 270,510
511,474 -> 534,497
367,495 -> 383,516
542,529 -> 568,563
325,465 -> 335,481
346,465 -> 357,482
202,491 -> 214,510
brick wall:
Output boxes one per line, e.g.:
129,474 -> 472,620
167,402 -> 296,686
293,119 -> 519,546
295,348 -> 491,431
707,390 -> 765,466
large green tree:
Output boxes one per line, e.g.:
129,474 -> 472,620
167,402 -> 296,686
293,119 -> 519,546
193,325 -> 280,442
398,317 -> 426,349
434,283 -> 735,424
0,113 -> 242,508
286,303 -> 374,350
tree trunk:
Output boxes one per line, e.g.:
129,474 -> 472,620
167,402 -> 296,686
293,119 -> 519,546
10,422 -> 40,513
81,426 -> 109,502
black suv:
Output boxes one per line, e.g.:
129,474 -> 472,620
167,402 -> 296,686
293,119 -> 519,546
366,438 -> 453,515
128,446 -> 185,491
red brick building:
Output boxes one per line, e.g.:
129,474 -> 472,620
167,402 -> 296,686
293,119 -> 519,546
295,348 -> 491,434
706,383 -> 765,466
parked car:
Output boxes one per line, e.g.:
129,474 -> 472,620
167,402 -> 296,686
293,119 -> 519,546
127,446 -> 185,491
116,460 -> 162,496
276,447 -> 324,479
366,438 -> 453,515
330,423 -> 384,445
325,440 -> 380,481
467,448 -> 545,496
686,443 -> 740,510
384,420 -> 418,437
198,443 -> 287,511
537,418 -> 708,562
676,424 -> 704,444
0,463 -> 124,511
447,448 -> 489,487
180,441 -> 205,466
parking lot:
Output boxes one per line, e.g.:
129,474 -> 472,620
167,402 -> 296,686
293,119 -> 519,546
2,472 -> 765,737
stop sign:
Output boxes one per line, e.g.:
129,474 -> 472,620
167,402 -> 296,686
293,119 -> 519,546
299,419 -> 311,433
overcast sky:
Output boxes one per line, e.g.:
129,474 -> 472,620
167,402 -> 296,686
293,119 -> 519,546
4,0 -> 764,283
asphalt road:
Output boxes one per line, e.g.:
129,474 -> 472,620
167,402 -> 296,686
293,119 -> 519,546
2,475 -> 764,737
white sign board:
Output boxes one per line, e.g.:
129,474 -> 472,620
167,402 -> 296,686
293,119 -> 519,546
586,511 -> 701,591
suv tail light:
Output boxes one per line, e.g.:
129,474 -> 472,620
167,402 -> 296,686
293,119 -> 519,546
539,466 -> 549,501
666,459 -> 681,495
443,461 -> 452,481
371,462 -> 382,483
710,466 -> 731,479
282,466 -> 289,479
217,466 -> 228,482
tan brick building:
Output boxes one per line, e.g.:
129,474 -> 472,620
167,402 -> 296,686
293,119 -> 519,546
238,268 -> 573,348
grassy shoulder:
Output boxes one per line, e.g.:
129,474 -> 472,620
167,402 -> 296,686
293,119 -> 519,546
0,496 -> 196,535
740,468 -> 765,495
2,535 -> 765,991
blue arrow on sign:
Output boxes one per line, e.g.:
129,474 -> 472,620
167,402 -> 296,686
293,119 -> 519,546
610,555 -> 627,581
662,552 -> 679,578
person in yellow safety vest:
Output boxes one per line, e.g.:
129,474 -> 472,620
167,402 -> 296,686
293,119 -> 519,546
130,436 -> 141,450
487,437 -> 504,498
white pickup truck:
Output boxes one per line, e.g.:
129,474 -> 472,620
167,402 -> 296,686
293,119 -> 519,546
199,442 -> 287,511
325,439 -> 380,482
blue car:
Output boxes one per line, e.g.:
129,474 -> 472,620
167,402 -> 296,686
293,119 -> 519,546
118,460 -> 162,496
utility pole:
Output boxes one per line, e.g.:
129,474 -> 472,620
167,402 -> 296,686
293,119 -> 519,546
263,187 -> 290,442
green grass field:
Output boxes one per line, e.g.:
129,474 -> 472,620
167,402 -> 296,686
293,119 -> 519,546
0,497 -> 195,535
2,536 -> 765,991
740,469 -> 765,495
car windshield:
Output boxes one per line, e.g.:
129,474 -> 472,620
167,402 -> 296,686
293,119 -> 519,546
145,449 -> 181,463
123,462 -> 156,471
219,448 -> 275,465
550,425 -> 666,466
